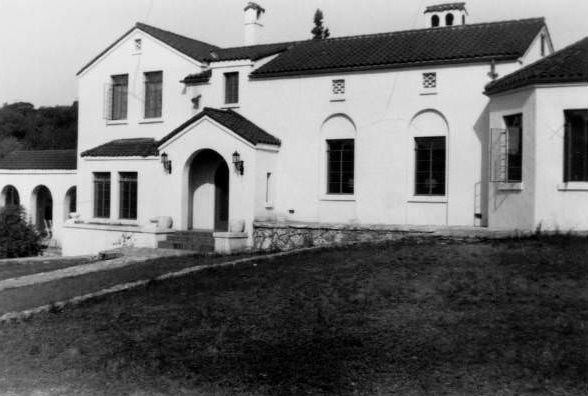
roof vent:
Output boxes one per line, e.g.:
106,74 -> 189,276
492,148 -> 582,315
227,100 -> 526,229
424,2 -> 468,28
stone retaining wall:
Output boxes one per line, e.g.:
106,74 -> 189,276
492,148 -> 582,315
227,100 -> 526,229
253,221 -> 434,251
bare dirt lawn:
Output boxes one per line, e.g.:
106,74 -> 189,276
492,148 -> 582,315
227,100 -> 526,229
0,236 -> 587,395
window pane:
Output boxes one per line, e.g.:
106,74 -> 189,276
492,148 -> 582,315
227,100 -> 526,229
119,172 -> 138,219
504,114 -> 523,182
111,75 -> 128,120
327,139 -> 354,194
144,71 -> 162,118
93,173 -> 110,218
415,137 -> 446,195
564,110 -> 588,182
224,72 -> 239,104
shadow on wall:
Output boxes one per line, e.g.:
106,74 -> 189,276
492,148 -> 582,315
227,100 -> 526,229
473,102 -> 490,226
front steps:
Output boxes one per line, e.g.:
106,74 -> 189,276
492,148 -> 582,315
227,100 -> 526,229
158,230 -> 214,252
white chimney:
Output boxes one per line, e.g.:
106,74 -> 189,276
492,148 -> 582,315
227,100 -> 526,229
244,2 -> 265,46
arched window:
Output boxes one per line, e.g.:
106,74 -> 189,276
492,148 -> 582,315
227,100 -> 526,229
445,13 -> 454,26
409,110 -> 449,196
321,114 -> 357,195
1,185 -> 20,207
431,15 -> 440,27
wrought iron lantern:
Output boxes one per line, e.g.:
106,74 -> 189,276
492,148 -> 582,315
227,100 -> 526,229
232,151 -> 244,175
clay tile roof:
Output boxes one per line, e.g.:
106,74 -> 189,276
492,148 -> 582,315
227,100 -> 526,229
158,107 -> 281,147
485,36 -> 588,95
182,69 -> 212,84
0,150 -> 77,170
80,138 -> 159,158
206,41 -> 300,62
77,22 -> 219,75
251,18 -> 545,78
425,2 -> 466,13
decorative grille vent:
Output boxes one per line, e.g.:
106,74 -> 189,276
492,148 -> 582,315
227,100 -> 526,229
134,38 -> 142,51
332,79 -> 345,95
423,72 -> 437,89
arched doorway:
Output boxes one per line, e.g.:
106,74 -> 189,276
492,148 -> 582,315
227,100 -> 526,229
187,149 -> 230,231
31,185 -> 53,236
1,185 -> 20,207
64,186 -> 77,220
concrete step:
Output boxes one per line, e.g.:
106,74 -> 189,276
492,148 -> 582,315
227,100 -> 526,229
157,241 -> 213,252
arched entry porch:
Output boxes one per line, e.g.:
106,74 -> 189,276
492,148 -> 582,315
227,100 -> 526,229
30,185 -> 53,236
187,149 -> 230,232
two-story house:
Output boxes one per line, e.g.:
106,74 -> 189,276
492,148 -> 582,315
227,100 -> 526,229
1,2 -> 585,256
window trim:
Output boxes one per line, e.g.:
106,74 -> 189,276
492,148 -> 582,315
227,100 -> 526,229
326,138 -> 355,196
118,172 -> 138,220
143,71 -> 163,119
413,136 -> 447,197
504,113 -> 523,183
109,74 -> 128,121
563,109 -> 588,183
224,72 -> 239,105
93,172 -> 111,219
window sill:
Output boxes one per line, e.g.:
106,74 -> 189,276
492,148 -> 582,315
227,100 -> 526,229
330,97 -> 346,102
420,89 -> 438,96
408,196 -> 447,203
320,194 -> 356,202
557,182 -> 588,191
498,182 -> 524,191
106,120 -> 128,126
139,118 -> 164,124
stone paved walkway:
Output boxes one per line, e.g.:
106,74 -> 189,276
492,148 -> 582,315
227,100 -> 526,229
0,248 -> 197,292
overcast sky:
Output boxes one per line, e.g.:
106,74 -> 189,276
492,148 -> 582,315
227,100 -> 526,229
0,0 -> 586,107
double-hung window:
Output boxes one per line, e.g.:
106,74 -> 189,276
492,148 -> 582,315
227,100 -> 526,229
93,173 -> 111,218
564,109 -> 588,182
224,72 -> 239,104
110,74 -> 128,120
144,71 -> 162,118
504,114 -> 523,182
119,172 -> 138,220
327,139 -> 354,194
415,137 -> 446,195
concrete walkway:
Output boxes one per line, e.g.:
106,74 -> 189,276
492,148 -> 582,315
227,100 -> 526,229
0,248 -> 197,292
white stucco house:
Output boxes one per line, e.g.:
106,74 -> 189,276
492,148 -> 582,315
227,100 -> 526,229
1,2 -> 586,255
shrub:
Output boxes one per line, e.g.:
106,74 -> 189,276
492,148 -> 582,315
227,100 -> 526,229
0,205 -> 42,258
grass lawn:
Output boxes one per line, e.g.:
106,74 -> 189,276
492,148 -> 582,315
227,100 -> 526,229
0,236 -> 587,395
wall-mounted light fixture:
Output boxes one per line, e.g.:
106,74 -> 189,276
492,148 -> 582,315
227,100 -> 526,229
161,152 -> 172,174
232,151 -> 244,175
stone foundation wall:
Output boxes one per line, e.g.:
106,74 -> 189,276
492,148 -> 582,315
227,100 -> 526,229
253,221 -> 433,251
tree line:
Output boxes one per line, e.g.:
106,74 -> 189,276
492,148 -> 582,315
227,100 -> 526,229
0,101 -> 78,158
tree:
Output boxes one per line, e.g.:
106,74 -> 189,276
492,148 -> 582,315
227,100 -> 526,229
0,205 -> 42,258
311,9 -> 330,40
0,101 -> 77,158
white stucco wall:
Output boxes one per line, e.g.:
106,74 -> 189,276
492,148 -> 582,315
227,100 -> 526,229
77,28 -> 206,153
487,83 -> 588,231
487,88 -> 537,229
533,84 -> 588,230
0,171 -> 77,245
